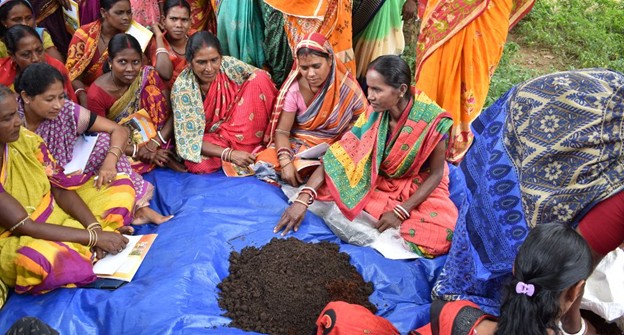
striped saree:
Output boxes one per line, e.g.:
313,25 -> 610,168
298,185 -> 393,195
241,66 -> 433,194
0,129 -> 134,294
323,91 -> 457,256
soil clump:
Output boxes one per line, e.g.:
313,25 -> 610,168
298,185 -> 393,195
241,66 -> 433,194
218,237 -> 376,335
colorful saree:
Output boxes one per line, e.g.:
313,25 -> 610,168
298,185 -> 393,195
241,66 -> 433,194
66,20 -> 108,87
432,69 -> 624,314
130,0 -> 160,26
0,128 -> 134,294
92,66 -> 169,174
0,54 -> 77,102
172,56 -> 277,173
214,0 -> 265,68
352,0 -> 406,79
18,98 -> 153,209
265,0 -> 356,75
323,91 -> 456,257
189,0 -> 216,32
415,0 -> 535,162
261,33 -> 367,168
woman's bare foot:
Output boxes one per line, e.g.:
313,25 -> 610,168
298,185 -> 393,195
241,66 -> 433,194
133,207 -> 174,225
116,226 -> 135,235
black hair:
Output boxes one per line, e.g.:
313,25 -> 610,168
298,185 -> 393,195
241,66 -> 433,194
100,0 -> 129,11
367,55 -> 412,100
0,0 -> 33,37
103,33 -> 142,73
162,0 -> 191,17
495,223 -> 593,335
14,62 -> 65,97
296,47 -> 330,60
5,24 -> 40,55
186,31 -> 222,62
0,84 -> 14,104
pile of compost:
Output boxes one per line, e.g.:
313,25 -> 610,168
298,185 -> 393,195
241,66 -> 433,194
218,237 -> 376,335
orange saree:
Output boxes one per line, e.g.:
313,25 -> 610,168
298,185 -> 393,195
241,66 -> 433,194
264,0 -> 356,75
414,0 -> 535,162
66,20 -> 108,87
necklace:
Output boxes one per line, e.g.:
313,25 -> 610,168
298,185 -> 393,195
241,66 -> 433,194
169,36 -> 188,56
110,72 -> 126,92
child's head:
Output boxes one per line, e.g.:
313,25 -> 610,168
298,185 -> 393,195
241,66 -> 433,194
495,223 -> 592,335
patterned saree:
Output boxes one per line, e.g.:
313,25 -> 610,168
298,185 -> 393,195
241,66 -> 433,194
18,98 -> 153,210
265,0 -> 356,75
107,66 -> 170,174
0,129 -> 134,294
323,91 -> 457,257
433,69 -> 624,314
66,20 -> 108,87
415,0 -> 535,162
261,32 -> 367,168
172,56 -> 277,174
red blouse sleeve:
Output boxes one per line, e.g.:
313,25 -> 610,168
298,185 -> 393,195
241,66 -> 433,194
86,83 -> 115,118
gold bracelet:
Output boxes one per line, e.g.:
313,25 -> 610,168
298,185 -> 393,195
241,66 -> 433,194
87,222 -> 102,231
293,199 -> 309,208
109,146 -> 123,154
9,216 -> 28,232
107,149 -> 121,159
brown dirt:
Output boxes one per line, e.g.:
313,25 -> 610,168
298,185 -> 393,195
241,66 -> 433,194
507,32 -> 566,73
217,238 -> 376,335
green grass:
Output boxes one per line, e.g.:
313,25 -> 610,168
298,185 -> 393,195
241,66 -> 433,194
403,0 -> 624,105
487,0 -> 624,104
514,0 -> 624,72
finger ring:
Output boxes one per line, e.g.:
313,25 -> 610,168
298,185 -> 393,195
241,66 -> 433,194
118,248 -> 123,252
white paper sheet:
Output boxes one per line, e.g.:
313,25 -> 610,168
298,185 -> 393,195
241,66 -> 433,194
125,21 -> 153,52
295,142 -> 329,159
63,134 -> 99,175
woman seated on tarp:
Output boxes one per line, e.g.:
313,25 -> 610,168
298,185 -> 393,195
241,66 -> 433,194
259,32 -> 367,186
66,0 -> 132,107
432,69 -> 624,333
146,0 -> 193,89
0,25 -> 76,101
17,63 -> 173,224
0,0 -> 63,62
87,33 -> 179,175
0,84 -> 130,296
171,31 -> 277,174
411,224 -> 594,335
274,55 -> 458,258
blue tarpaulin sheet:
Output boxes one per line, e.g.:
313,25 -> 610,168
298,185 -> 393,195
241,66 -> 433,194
0,165 -> 466,334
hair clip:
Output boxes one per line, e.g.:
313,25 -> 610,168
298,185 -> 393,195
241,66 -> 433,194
515,281 -> 535,297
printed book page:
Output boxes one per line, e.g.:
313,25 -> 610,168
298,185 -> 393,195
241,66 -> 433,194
93,234 -> 158,282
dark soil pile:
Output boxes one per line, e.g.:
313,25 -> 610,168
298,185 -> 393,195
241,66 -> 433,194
218,237 -> 376,335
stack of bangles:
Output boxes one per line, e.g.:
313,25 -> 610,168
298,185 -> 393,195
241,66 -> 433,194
107,145 -> 123,161
155,47 -> 169,57
221,147 -> 234,162
86,222 -> 102,248
393,204 -> 410,221
277,147 -> 294,168
293,186 -> 318,208
144,131 -> 167,154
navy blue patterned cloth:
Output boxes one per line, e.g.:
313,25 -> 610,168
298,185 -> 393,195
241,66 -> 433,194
432,69 -> 624,314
